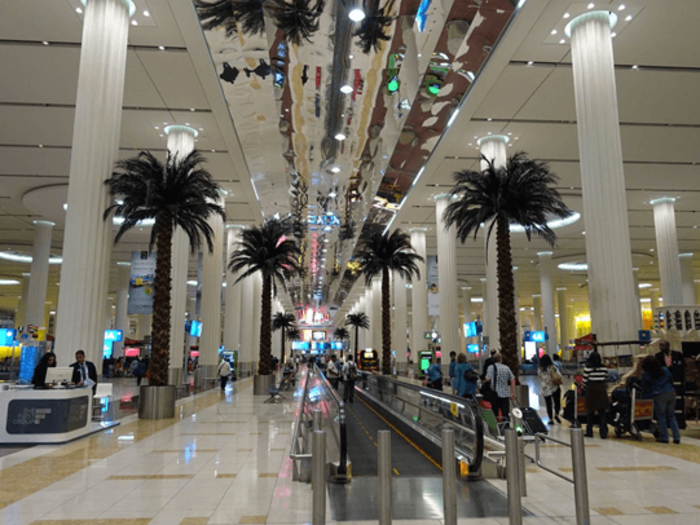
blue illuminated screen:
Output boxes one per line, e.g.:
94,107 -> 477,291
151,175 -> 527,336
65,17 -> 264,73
189,320 -> 202,337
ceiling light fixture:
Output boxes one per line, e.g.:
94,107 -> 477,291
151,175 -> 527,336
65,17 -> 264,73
0,279 -> 20,286
348,8 -> 366,22
340,84 -> 353,94
587,3 -> 594,9
335,132 -> 346,141
625,15 -> 632,21
331,166 -> 341,173
563,13 -> 570,19
618,4 -> 625,10
0,252 -> 62,265
76,7 -> 83,13
527,61 -> 534,66
144,10 -> 150,16
131,20 -> 138,26
551,29 -> 557,35
42,41 -> 49,45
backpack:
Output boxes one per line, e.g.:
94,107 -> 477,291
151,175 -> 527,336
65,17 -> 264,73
464,367 -> 479,383
347,363 -> 357,381
550,366 -> 563,386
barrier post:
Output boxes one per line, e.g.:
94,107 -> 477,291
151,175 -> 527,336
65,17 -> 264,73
338,404 -> 348,476
570,428 -> 590,525
441,428 -> 457,525
378,430 -> 392,525
518,435 -> 527,497
505,429 -> 522,525
312,430 -> 326,525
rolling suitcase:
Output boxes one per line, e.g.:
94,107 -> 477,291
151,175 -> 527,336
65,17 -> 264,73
520,406 -> 548,435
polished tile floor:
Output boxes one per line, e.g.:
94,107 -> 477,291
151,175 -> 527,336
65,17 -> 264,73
0,375 -> 699,524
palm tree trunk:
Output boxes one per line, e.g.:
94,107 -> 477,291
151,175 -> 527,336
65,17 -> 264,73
280,330 -> 286,367
354,326 -> 359,360
150,212 -> 173,386
496,218 -> 519,382
381,269 -> 391,375
258,276 -> 272,376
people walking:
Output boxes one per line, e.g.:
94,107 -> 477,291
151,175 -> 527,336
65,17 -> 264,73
582,351 -> 609,439
484,352 -> 515,422
342,355 -> 357,403
217,358 -> 232,391
538,354 -> 562,424
453,353 -> 478,398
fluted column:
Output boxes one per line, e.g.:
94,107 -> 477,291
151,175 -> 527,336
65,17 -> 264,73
567,11 -> 637,346
113,262 -> 130,357
199,194 -> 225,369
251,273 -> 262,372
54,0 -> 134,366
409,228 -> 428,359
239,276 -> 255,375
679,253 -> 696,305
650,197 -> 683,305
461,287 -> 473,325
538,252 -> 557,352
478,135 -> 509,351
25,221 -> 54,329
557,288 -> 568,349
533,295 -> 542,331
631,268 -> 643,330
480,278 -> 488,355
224,226 -> 243,352
372,278 -> 382,352
16,273 -> 31,330
393,273 -> 408,373
435,195 -> 460,357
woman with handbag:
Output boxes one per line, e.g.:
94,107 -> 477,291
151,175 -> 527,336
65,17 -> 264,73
538,354 -> 562,424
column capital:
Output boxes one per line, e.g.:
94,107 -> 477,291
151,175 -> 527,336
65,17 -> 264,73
537,251 -> 553,257
33,220 -> 55,227
116,261 -> 131,266
81,0 -> 136,17
226,224 -> 246,230
649,197 -> 676,206
679,253 -> 694,258
164,124 -> 199,138
477,135 -> 510,147
565,10 -> 618,38
408,227 -> 427,232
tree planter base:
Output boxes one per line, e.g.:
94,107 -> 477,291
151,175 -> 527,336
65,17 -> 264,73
253,375 -> 274,396
139,385 -> 176,419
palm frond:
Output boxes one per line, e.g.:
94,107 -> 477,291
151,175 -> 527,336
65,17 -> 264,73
353,0 -> 396,54
354,229 -> 423,286
272,311 -> 297,332
345,312 -> 370,330
333,327 -> 349,340
269,0 -> 325,46
194,0 -> 266,37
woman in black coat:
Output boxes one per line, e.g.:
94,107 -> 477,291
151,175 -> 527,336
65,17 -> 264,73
32,352 -> 57,387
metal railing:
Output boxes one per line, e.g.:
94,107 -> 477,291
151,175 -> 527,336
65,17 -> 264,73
356,371 -> 485,477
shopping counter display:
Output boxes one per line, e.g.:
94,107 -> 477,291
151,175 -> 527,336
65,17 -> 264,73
0,386 -> 95,444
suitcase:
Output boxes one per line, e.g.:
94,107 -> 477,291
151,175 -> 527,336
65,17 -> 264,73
519,406 -> 548,435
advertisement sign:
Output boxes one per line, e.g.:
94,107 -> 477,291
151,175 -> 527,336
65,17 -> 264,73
427,255 -> 439,316
128,251 -> 156,315
6,396 -> 89,434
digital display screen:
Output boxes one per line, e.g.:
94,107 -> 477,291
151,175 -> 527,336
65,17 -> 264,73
467,344 -> 480,354
312,330 -> 326,341
104,329 -> 123,342
189,320 -> 202,337
0,329 -> 15,346
291,341 -> 309,351
311,342 -> 329,351
302,329 -> 313,342
464,322 -> 478,338
124,347 -> 140,357
331,341 -> 344,350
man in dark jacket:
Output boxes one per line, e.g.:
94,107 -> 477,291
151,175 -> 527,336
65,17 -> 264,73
70,350 -> 98,393
655,340 -> 686,429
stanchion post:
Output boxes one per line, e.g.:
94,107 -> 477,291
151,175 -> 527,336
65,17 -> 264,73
518,435 -> 527,497
505,429 -> 523,525
338,404 -> 348,476
378,430 -> 392,525
312,430 -> 326,525
441,428 -> 457,525
313,408 -> 322,432
570,428 -> 590,525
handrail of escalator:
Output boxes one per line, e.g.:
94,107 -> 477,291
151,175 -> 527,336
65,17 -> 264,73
313,364 -> 348,478
290,365 -> 312,460
355,370 -> 485,475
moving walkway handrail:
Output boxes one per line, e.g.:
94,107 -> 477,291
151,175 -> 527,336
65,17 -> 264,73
290,365 -> 312,460
312,364 -> 348,477
356,370 -> 485,475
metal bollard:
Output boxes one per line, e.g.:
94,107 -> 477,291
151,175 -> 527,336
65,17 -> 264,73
570,428 -> 591,525
441,428 -> 457,525
312,430 -> 326,525
517,435 -> 527,497
313,409 -> 323,432
505,429 -> 523,525
378,430 -> 392,525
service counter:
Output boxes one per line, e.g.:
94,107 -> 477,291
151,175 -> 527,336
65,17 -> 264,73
0,386 -> 95,444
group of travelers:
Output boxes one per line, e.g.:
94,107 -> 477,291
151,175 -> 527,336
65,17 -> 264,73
321,353 -> 358,403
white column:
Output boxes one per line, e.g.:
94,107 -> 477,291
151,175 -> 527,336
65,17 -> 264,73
538,252 -> 557,352
251,273 -> 262,372
567,11 -> 638,345
435,195 -> 460,357
478,135 -> 509,351
54,0 -> 133,366
372,278 -> 382,352
631,268 -> 643,330
679,254 -> 696,305
16,273 -> 31,330
136,314 -> 151,339
199,195 -> 225,368
533,295 -> 542,331
26,221 -> 54,328
410,228 -> 428,358
105,297 -> 113,330
113,262 -> 130,357
557,288 -> 568,348
651,198 -> 683,305
393,273 -> 408,373
166,125 -> 198,380
461,287 -> 473,325
239,276 -> 255,375
224,226 -> 244,352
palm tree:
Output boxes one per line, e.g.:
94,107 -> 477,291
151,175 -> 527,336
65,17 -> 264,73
355,230 -> 423,375
104,151 -> 225,387
333,327 -> 349,357
272,311 -> 297,366
228,219 -> 302,376
443,152 -> 571,379
345,312 -> 369,361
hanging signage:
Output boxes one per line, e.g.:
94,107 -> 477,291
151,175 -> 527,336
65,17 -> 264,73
524,331 -> 547,343
127,251 -> 156,315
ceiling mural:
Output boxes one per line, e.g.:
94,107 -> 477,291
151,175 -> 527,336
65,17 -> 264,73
193,0 -> 519,318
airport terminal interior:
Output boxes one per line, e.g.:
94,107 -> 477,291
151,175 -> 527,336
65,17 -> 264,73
2,0 -> 700,524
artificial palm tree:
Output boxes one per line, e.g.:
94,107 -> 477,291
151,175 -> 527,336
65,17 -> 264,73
355,230 -> 423,375
104,151 -> 225,387
272,311 -> 297,366
345,312 -> 369,361
443,152 -> 571,379
228,219 -> 302,376
333,327 -> 349,357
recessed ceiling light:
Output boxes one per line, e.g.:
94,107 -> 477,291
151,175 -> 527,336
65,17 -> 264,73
331,167 -> 341,173
190,108 -> 195,112
618,4 -> 626,10
349,54 -> 354,59
42,41 -> 49,45
487,117 -> 492,121
587,3 -> 594,9
76,7 -> 83,14
611,32 -> 617,38
417,53 -> 422,58
527,61 -> 534,66
650,248 -> 655,252
563,13 -> 570,19
625,15 -> 632,21
340,84 -> 353,94
559,38 -> 566,44
551,29 -> 557,35
38,144 -> 43,148
158,45 -> 165,50
144,10 -> 150,16
185,122 -> 190,126
335,132 -> 346,141
131,20 -> 138,26
632,65 -> 638,70
348,8 -> 365,22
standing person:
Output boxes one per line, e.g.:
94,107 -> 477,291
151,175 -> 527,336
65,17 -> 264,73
552,353 -> 563,374
427,357 -> 443,390
326,354 -> 340,390
641,354 -> 681,444
448,351 -> 457,388
484,353 -> 515,422
582,351 -> 609,439
217,358 -> 232,391
538,354 -> 562,424
481,350 -> 497,380
133,357 -> 147,386
70,350 -> 98,393
342,354 -> 357,403
32,352 -> 57,387
453,353 -> 478,398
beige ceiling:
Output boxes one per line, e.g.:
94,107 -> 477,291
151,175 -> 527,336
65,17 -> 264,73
1,0 -> 700,320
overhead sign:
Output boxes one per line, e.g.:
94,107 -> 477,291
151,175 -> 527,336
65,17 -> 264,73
524,331 -> 547,343
104,330 -> 123,342
128,251 -> 156,315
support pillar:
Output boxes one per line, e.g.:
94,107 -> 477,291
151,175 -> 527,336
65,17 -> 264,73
566,11 -> 638,345
16,273 -> 31,331
435,195 -> 460,358
557,288 -> 568,349
224,226 -> 244,353
538,252 -> 557,352
651,198 -> 683,305
251,272 -> 262,373
26,221 -> 54,329
631,268 -> 642,331
372,278 -> 382,353
533,295 -> 542,332
410,228 -> 428,362
393,273 -> 408,374
679,254 -> 696,305
113,262 -> 130,358
54,0 -> 134,367
239,276 -> 255,376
